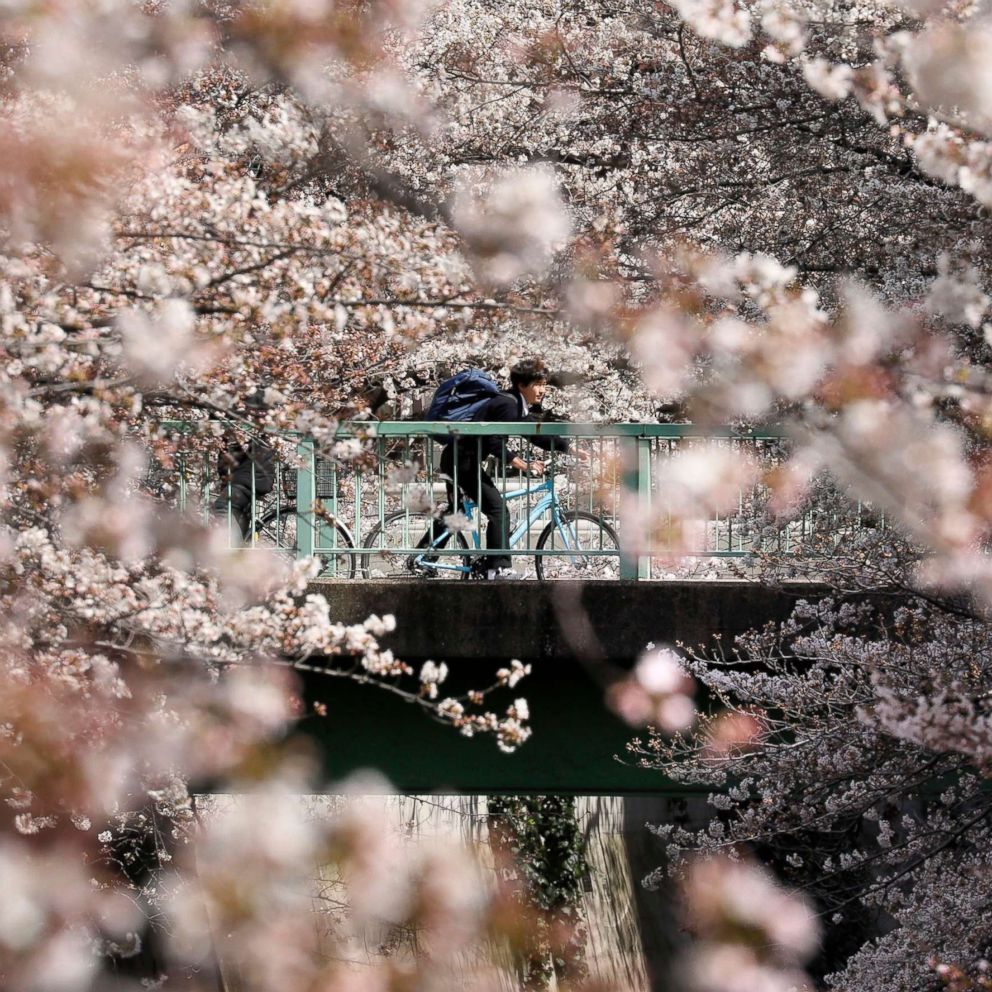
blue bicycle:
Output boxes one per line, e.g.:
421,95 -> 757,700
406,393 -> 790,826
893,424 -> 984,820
361,469 -> 621,580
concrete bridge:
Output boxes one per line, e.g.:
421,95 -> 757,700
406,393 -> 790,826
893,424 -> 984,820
285,577 -> 859,992
298,579 -> 830,793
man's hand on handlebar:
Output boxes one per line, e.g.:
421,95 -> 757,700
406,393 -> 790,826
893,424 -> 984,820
511,456 -> 545,476
511,450 -> 589,475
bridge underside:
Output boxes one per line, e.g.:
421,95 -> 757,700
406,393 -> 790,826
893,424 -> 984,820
296,580 -> 828,793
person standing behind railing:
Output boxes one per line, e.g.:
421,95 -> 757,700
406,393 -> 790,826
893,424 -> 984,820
438,358 -> 588,580
211,430 -> 275,544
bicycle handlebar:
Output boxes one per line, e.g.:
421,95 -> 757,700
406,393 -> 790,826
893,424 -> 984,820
517,454 -> 588,479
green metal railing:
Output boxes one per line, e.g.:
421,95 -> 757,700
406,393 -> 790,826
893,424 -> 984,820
148,421 -> 882,580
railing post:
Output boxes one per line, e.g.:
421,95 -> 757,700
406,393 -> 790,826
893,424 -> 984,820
620,436 -> 650,580
296,435 -> 315,560
637,437 -> 652,580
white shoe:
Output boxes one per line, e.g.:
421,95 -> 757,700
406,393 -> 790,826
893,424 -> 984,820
486,567 -> 522,581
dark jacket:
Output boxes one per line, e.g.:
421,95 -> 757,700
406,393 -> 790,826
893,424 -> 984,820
445,388 -> 570,464
217,437 -> 276,495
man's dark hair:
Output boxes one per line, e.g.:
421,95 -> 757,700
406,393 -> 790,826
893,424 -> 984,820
510,358 -> 549,389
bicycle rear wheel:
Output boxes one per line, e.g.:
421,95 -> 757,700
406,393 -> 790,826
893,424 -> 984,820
255,503 -> 356,578
535,510 -> 621,580
362,510 -> 470,579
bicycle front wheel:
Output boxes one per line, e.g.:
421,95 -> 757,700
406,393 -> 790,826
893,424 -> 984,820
535,510 -> 621,580
362,510 -> 470,579
255,504 -> 356,579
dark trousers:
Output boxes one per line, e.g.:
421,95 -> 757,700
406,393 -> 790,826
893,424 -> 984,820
439,445 -> 511,570
212,483 -> 253,543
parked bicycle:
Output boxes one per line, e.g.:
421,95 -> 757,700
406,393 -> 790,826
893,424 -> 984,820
361,461 -> 620,580
250,490 -> 358,579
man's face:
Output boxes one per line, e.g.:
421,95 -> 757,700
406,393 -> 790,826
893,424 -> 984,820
519,379 -> 547,406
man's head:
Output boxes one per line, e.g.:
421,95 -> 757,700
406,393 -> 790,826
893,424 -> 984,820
510,358 -> 549,406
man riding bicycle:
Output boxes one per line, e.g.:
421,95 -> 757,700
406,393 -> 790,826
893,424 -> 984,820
439,358 -> 589,580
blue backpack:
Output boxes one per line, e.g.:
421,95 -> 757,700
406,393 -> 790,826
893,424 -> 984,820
426,369 -> 501,421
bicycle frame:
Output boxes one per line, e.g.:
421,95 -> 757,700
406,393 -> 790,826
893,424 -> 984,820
413,476 -> 579,575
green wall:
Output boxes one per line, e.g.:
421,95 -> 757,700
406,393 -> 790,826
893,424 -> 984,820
298,660 -> 699,793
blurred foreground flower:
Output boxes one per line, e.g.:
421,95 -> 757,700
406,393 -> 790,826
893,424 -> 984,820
700,710 -> 769,760
451,165 -> 571,288
681,854 -> 820,992
620,447 -> 759,559
170,787 -> 531,992
607,647 -> 696,730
